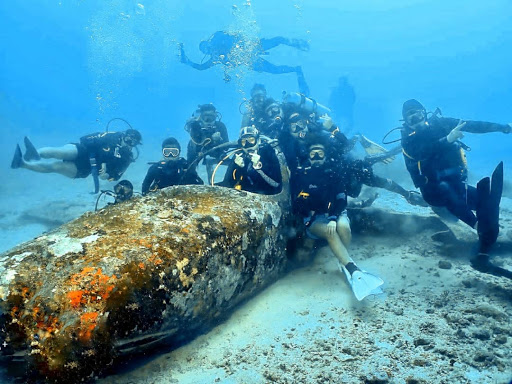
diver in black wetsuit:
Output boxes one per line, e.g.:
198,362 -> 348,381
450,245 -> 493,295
142,137 -> 203,196
11,129 -> 141,191
179,31 -> 310,95
185,104 -> 229,181
340,157 -> 427,207
260,99 -> 286,139
240,84 -> 273,130
222,126 -> 281,195
291,135 -> 384,300
399,99 -> 511,278
278,109 -> 362,175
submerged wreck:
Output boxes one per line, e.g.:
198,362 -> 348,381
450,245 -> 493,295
0,151 -> 294,382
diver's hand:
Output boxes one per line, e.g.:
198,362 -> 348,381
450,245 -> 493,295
406,191 -> 429,207
234,153 -> 245,167
266,138 -> 279,147
211,131 -> 221,143
504,123 -> 512,134
98,163 -> 109,180
250,152 -> 261,165
326,220 -> 337,236
319,114 -> 334,130
250,152 -> 262,170
447,120 -> 466,143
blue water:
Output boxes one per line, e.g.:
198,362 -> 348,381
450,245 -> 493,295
2,0 -> 511,163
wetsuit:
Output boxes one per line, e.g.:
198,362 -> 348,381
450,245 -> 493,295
400,116 -> 509,227
75,132 -> 133,180
241,101 -> 269,129
291,162 -> 347,228
186,121 -> 229,164
142,158 -> 203,196
336,157 -> 410,200
222,144 -> 281,195
181,31 -> 310,95
279,125 -> 354,174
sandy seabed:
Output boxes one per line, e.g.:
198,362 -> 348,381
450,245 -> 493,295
95,193 -> 512,384
0,165 -> 511,384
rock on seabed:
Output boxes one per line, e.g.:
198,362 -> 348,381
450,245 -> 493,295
0,183 -> 292,382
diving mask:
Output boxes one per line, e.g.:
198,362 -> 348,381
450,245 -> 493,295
290,120 -> 307,133
200,112 -> 216,125
114,180 -> 134,203
240,136 -> 257,148
309,148 -> 325,160
124,135 -> 138,147
266,105 -> 282,118
163,147 -> 180,158
405,109 -> 426,126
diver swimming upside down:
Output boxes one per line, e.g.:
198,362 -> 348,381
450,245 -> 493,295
179,31 -> 310,96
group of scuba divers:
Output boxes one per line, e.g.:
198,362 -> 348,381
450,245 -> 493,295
10,84 -> 512,299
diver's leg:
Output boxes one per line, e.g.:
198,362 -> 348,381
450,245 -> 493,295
308,220 -> 351,266
260,37 -> 309,51
39,144 -> 78,161
336,213 -> 352,247
259,37 -> 288,51
427,182 -> 478,228
310,217 -> 384,300
295,66 -> 310,96
20,159 -> 78,178
466,185 -> 478,211
252,59 -> 310,95
253,58 -> 297,74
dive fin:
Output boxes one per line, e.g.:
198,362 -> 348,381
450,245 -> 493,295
476,162 -> 503,250
489,161 -> 504,235
23,136 -> 41,161
11,144 -> 23,169
471,253 -> 512,280
289,38 -> 310,52
341,265 -> 384,301
359,135 -> 395,164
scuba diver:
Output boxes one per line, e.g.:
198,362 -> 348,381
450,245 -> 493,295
327,75 -> 356,133
240,84 -> 286,139
240,84 -> 273,129
95,180 -> 135,211
142,137 -> 203,196
281,109 -> 425,206
339,156 -> 428,207
185,103 -> 229,182
278,106 -> 396,176
291,135 -> 384,301
179,31 -> 310,95
260,99 -> 286,139
279,92 -> 398,168
11,129 -> 142,193
221,126 -> 281,195
399,99 -> 511,279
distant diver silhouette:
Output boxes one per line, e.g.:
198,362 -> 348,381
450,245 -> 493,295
328,76 -> 356,132
179,31 -> 310,96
